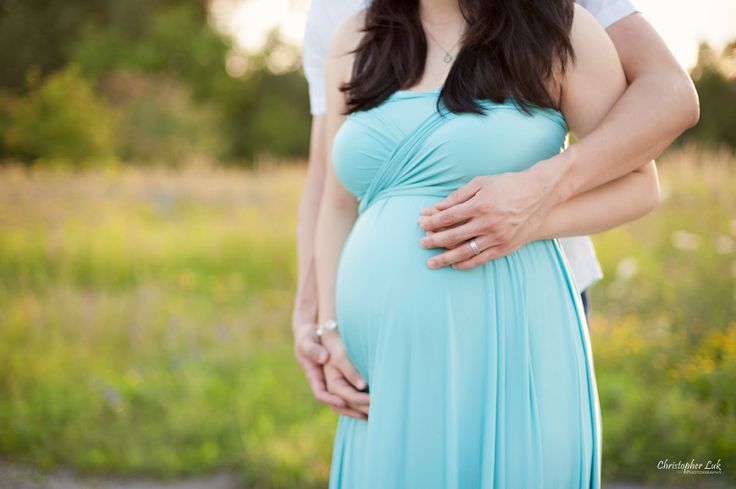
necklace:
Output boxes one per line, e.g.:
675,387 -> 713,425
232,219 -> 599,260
423,24 -> 462,63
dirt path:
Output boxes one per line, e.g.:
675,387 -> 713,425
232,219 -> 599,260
1,460 -> 729,489
0,462 -> 241,489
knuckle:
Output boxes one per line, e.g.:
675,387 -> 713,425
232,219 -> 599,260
497,243 -> 511,256
306,344 -> 320,359
495,229 -> 509,243
483,219 -> 498,232
481,202 -> 495,215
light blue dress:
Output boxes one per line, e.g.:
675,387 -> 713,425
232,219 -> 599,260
330,88 -> 602,489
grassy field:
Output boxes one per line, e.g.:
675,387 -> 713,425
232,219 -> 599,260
0,147 -> 734,488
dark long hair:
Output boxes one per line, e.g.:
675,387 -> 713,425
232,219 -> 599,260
341,0 -> 576,115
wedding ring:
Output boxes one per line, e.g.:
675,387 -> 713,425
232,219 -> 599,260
469,238 -> 480,256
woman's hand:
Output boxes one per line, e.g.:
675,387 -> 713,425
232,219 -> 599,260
293,320 -> 351,412
319,327 -> 370,420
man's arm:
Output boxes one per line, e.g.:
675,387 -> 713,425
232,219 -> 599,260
292,114 -> 354,412
528,12 -> 699,207
419,12 -> 699,268
292,114 -> 327,331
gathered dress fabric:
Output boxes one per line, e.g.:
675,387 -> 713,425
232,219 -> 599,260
329,88 -> 602,489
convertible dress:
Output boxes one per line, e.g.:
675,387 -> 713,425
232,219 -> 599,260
329,88 -> 602,489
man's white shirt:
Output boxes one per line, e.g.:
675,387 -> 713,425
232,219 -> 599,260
303,0 -> 637,293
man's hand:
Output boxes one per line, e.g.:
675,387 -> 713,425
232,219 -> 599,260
319,327 -> 370,420
293,321 -> 358,415
417,170 -> 554,270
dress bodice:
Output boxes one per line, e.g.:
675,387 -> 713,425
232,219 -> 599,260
332,88 -> 568,214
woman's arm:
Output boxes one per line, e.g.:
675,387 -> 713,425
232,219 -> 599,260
534,5 -> 661,240
314,12 -> 371,419
534,161 -> 659,239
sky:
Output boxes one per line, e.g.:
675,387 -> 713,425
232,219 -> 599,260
209,0 -> 736,71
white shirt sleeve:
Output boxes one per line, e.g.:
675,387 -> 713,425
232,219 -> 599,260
576,0 -> 638,28
302,0 -> 366,116
302,0 -> 330,116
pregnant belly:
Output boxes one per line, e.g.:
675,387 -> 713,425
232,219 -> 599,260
334,195 -> 577,382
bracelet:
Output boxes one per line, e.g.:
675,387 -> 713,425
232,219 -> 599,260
316,319 -> 339,338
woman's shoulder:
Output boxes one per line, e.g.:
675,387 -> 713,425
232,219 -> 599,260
568,3 -> 619,61
559,3 -> 627,135
566,2 -> 625,88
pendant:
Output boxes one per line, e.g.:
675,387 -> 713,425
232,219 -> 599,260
443,52 -> 453,63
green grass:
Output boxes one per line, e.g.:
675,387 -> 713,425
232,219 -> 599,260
0,162 -> 334,488
0,147 -> 734,487
589,146 -> 736,485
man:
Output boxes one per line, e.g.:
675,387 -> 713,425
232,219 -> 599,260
293,0 -> 699,419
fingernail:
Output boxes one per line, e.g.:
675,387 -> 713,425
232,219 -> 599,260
357,379 -> 366,389
318,351 -> 328,362
428,259 -> 437,268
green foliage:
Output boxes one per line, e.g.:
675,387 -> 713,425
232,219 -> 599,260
100,70 -> 226,165
65,2 -> 311,163
69,3 -> 230,102
590,147 -> 736,484
216,69 -> 311,162
0,147 -> 734,485
0,1 -> 310,165
0,64 -> 118,166
0,164 -> 332,487
683,42 -> 736,149
0,0 -> 208,92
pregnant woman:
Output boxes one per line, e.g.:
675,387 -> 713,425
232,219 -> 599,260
315,0 -> 660,487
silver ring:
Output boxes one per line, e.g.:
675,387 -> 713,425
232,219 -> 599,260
469,238 -> 480,256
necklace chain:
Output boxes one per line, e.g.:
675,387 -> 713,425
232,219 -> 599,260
423,24 -> 462,63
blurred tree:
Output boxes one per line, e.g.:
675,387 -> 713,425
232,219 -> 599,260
0,64 -> 118,165
215,31 -> 310,162
68,2 -> 229,102
0,0 -> 208,92
100,70 -> 226,165
683,42 -> 736,150
0,1 -> 310,165
68,4 -> 311,163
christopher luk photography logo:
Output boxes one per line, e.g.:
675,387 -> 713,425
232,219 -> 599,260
657,458 -> 723,475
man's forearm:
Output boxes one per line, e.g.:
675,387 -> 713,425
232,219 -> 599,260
292,116 -> 328,330
529,13 -> 699,211
532,74 -> 693,208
